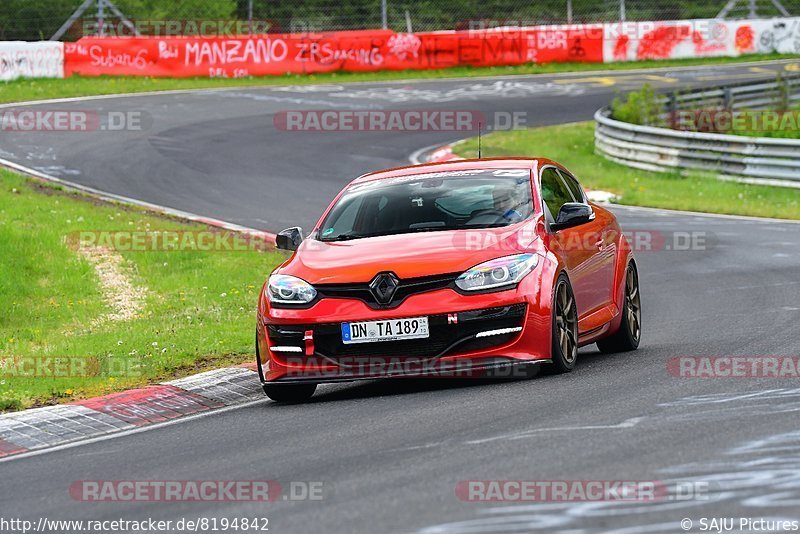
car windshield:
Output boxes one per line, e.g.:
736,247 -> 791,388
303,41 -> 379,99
319,169 -> 533,241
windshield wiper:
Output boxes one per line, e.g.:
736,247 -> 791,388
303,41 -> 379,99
409,226 -> 454,233
408,222 -> 448,232
464,222 -> 510,228
322,231 -> 385,242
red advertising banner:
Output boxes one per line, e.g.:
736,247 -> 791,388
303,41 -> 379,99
36,17 -> 800,79
64,27 -> 604,78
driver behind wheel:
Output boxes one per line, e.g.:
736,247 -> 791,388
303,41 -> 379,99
493,185 -> 525,222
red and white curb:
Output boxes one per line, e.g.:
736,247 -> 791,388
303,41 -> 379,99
418,141 -> 618,203
0,365 -> 262,460
427,144 -> 463,163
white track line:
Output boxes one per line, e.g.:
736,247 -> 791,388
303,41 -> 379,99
0,399 -> 266,464
408,140 -> 466,165
608,203 -> 800,224
0,89 -> 211,109
0,157 -> 276,239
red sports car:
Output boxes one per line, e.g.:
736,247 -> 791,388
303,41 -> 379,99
256,158 -> 641,402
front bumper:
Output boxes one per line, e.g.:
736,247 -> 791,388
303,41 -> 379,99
262,357 -> 552,385
270,303 -> 525,359
257,279 -> 552,384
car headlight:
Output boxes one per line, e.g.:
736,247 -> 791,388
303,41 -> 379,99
266,274 -> 317,305
455,253 -> 539,292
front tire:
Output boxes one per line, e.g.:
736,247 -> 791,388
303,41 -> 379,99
263,383 -> 317,403
549,274 -> 578,374
597,261 -> 641,354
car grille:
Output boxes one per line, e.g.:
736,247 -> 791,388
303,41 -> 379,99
314,272 -> 459,309
266,303 -> 527,363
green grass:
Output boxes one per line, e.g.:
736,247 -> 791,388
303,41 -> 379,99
0,170 -> 285,411
0,53 -> 796,104
455,121 -> 800,220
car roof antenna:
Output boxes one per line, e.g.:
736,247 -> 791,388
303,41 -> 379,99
478,122 -> 482,159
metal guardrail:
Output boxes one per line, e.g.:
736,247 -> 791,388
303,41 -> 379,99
662,75 -> 800,112
594,75 -> 800,184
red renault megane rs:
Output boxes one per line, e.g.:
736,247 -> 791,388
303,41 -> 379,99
256,158 -> 641,402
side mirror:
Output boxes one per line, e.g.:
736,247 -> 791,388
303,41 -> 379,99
275,226 -> 303,251
551,203 -> 594,231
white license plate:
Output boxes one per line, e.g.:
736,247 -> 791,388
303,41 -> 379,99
341,316 -> 429,344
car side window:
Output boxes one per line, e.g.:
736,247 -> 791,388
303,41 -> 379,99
540,167 -> 574,222
557,169 -> 586,204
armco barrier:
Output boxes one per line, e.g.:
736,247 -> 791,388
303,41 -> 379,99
0,41 -> 64,81
594,76 -> 800,183
658,77 -> 800,113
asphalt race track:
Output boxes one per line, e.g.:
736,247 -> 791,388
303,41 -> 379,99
2,60 -> 800,533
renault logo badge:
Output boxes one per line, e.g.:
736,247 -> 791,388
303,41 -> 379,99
369,272 -> 399,305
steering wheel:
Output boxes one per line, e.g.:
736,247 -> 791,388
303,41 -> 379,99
470,208 -> 507,219
467,208 -> 522,225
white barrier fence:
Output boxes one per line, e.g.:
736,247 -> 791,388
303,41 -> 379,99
0,42 -> 64,82
603,18 -> 800,62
